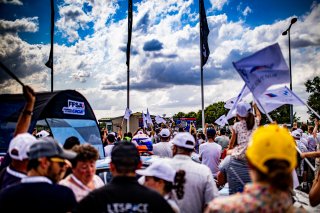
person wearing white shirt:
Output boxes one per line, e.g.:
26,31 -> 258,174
153,128 -> 173,158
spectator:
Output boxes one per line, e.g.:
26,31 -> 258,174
60,144 -> 104,202
228,102 -> 261,160
104,134 -> 116,157
63,136 -> 80,150
168,132 -> 219,213
0,137 -> 77,212
215,128 -> 229,151
0,133 -> 37,190
199,128 -> 222,177
206,125 -> 303,212
74,143 -> 174,213
152,128 -> 173,158
136,160 -> 186,212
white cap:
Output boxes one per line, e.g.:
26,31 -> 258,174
9,133 -> 38,161
236,102 -> 252,117
36,130 -> 50,138
136,160 -> 175,182
172,132 -> 195,149
159,128 -> 170,138
291,130 -> 301,139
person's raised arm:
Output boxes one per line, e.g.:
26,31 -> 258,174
253,103 -> 261,122
313,118 -> 318,139
309,172 -> 320,206
14,86 -> 36,136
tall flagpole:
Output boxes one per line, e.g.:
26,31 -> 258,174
199,0 -> 210,131
126,0 -> 133,132
45,0 -> 54,92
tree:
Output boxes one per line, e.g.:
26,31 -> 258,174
259,105 -> 299,125
173,112 -> 186,119
203,101 -> 228,124
305,76 -> 320,120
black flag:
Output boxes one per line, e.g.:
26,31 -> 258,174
46,0 -> 54,69
126,0 -> 133,67
199,0 -> 210,67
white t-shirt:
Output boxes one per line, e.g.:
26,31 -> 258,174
199,142 -> 222,176
104,144 -> 114,157
152,141 -> 173,158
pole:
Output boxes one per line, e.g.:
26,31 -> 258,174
127,63 -> 130,132
199,1 -> 205,131
126,0 -> 133,133
288,29 -> 293,128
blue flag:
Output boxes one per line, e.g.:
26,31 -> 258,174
233,43 -> 290,97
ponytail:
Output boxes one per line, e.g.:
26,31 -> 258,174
163,170 -> 186,199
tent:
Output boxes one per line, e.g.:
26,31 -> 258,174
0,90 -> 104,158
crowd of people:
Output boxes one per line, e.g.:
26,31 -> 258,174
0,86 -> 320,212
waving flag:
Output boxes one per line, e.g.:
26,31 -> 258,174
233,43 -> 289,97
215,115 -> 228,127
146,108 -> 153,125
155,115 -> 167,124
199,0 -> 210,67
123,108 -> 132,120
226,84 -> 248,119
142,111 -> 147,128
224,85 -> 251,109
256,86 -> 305,113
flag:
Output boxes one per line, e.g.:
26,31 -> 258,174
233,43 -> 290,97
126,0 -> 133,66
142,111 -> 147,128
224,85 -> 251,109
256,86 -> 305,113
146,108 -> 153,125
123,108 -> 132,120
215,115 -> 228,127
199,0 -> 210,67
226,84 -> 248,119
155,115 -> 167,124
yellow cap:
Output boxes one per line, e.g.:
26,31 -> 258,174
246,124 -> 297,174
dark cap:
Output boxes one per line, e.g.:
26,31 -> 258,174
28,137 -> 77,160
111,142 -> 140,166
207,128 -> 216,138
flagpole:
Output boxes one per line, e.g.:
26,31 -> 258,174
126,0 -> 133,133
199,0 -> 205,131
45,0 -> 54,92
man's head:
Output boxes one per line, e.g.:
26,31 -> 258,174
159,128 -> 170,141
9,133 -> 38,162
220,128 -> 226,135
206,128 -> 216,140
107,134 -> 116,144
172,132 -> 195,156
63,136 -> 80,150
110,143 -> 141,176
27,137 -> 77,183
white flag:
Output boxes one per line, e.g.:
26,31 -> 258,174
224,85 -> 251,109
123,108 -> 132,120
146,108 -> 153,125
155,115 -> 167,124
226,84 -> 248,119
215,115 -> 228,127
233,43 -> 290,97
142,111 -> 147,128
256,86 -> 304,113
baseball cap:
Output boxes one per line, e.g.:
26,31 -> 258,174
9,133 -> 38,161
136,160 -> 175,182
246,124 -> 297,174
236,102 -> 252,117
36,130 -> 50,138
159,128 -> 170,138
172,132 -> 195,149
291,130 -> 301,139
111,142 -> 140,166
28,137 -> 77,160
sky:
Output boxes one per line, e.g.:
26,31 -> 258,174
0,0 -> 319,122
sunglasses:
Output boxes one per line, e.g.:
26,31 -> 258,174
50,157 -> 66,167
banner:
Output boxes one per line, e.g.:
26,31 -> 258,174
233,43 -> 290,97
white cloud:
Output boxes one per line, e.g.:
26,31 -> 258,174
0,17 -> 38,33
209,0 -> 228,11
242,6 -> 252,16
0,0 -> 22,5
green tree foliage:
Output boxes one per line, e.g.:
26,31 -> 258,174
305,76 -> 320,120
259,105 -> 299,125
173,112 -> 186,119
203,101 -> 228,124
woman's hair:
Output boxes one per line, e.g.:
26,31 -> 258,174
160,170 -> 186,199
245,112 -> 255,131
70,144 -> 99,168
254,159 -> 292,191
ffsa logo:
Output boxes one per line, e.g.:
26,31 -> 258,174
62,100 -> 85,115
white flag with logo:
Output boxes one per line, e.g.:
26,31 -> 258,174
224,85 -> 251,109
123,108 -> 132,120
256,86 -> 304,113
233,43 -> 290,97
226,84 -> 248,119
215,115 -> 228,127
